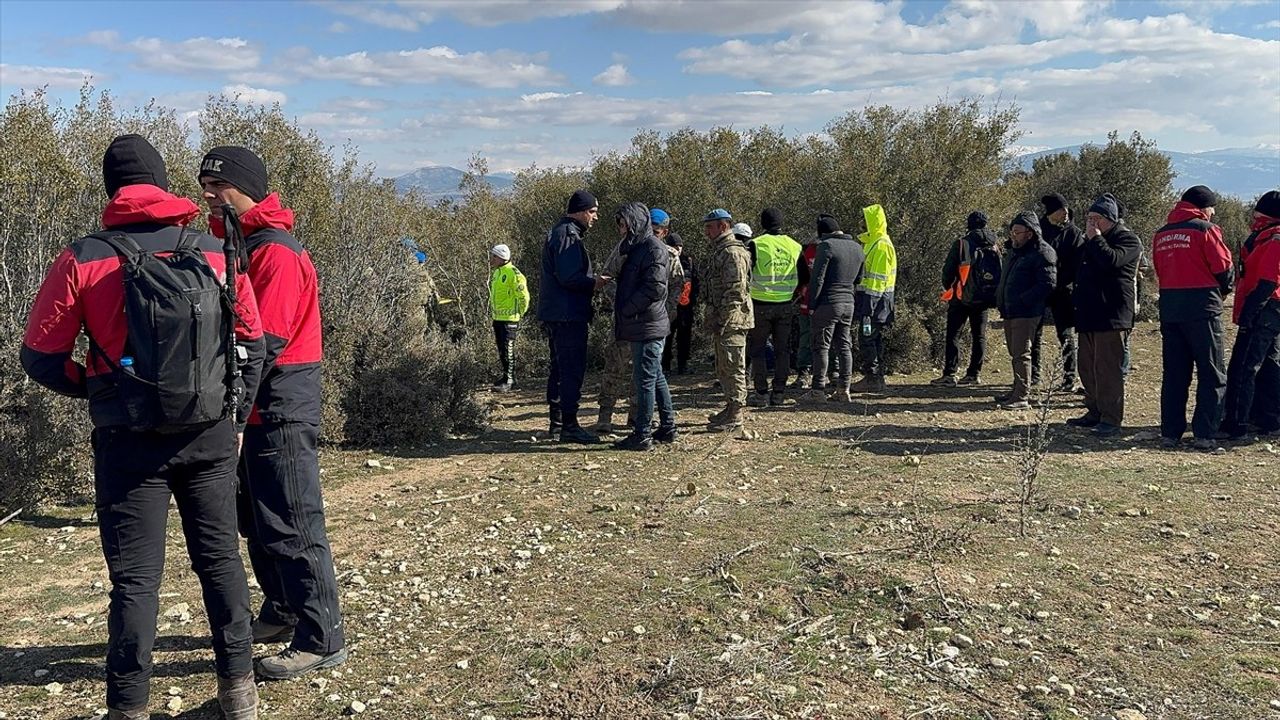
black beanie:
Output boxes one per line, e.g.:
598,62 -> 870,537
199,146 -> 268,202
1088,193 -> 1121,223
567,189 -> 597,214
1180,184 -> 1218,209
665,231 -> 684,248
103,134 -> 168,198
760,208 -> 783,233
966,210 -> 988,230
816,213 -> 839,235
1254,190 -> 1280,219
1040,192 -> 1067,215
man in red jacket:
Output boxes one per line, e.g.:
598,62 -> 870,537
199,147 -> 346,680
22,135 -> 265,719
1221,190 -> 1280,440
1152,185 -> 1233,449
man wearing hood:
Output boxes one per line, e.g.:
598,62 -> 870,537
746,208 -> 805,407
1152,185 -> 1233,449
852,205 -> 897,392
701,209 -> 754,430
199,147 -> 346,681
23,135 -> 266,719
804,214 -> 865,402
1034,193 -> 1085,391
996,212 -> 1058,410
1221,190 -> 1280,440
935,211 -> 999,386
611,203 -> 678,450
1069,193 -> 1142,437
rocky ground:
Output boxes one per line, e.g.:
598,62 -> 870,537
1,322 -> 1278,720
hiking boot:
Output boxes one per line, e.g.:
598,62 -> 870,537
491,380 -> 513,393
768,391 -> 790,407
256,647 -> 348,681
1160,436 -> 1180,449
653,425 -> 678,444
748,392 -> 770,408
801,388 -> 828,404
957,374 -> 980,386
930,374 -> 957,387
832,386 -> 853,403
1066,414 -> 1100,428
707,406 -> 731,425
1092,422 -> 1122,438
558,426 -> 599,444
107,708 -> 149,720
850,375 -> 885,393
1057,379 -> 1079,394
217,672 -> 258,719
1191,437 -> 1216,451
251,617 -> 294,644
708,404 -> 745,432
1000,399 -> 1031,410
992,393 -> 1014,404
612,433 -> 654,451
790,371 -> 812,390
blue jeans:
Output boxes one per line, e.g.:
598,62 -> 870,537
631,339 -> 675,437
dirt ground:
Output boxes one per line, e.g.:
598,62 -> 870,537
2,322 -> 1278,720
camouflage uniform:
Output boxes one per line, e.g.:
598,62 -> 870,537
704,229 -> 754,421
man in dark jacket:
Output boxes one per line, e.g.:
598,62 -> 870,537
199,147 -> 346,681
791,232 -> 821,389
611,202 -> 677,450
1034,192 -> 1085,391
803,214 -> 865,403
1069,193 -> 1142,436
996,212 -> 1057,409
1221,190 -> 1280,440
659,221 -> 697,375
1152,185 -> 1233,449
538,190 -> 608,443
934,211 -> 998,386
22,135 -> 265,719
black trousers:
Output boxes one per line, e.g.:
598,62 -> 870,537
93,421 -> 251,710
1160,318 -> 1227,440
943,301 -> 988,378
860,321 -> 887,377
662,308 -> 693,372
237,421 -> 344,654
493,320 -> 518,383
1223,321 -> 1280,434
545,320 -> 589,428
1031,306 -> 1078,385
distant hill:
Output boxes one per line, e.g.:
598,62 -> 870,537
392,166 -> 515,202
1016,145 -> 1279,200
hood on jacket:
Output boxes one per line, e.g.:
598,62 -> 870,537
858,204 -> 889,246
615,201 -> 653,248
967,227 -> 999,248
102,184 -> 200,229
966,211 -> 989,230
1010,210 -> 1043,242
210,192 -> 296,238
1165,200 -> 1212,226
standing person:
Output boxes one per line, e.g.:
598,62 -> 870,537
1069,193 -> 1142,437
660,221 -> 697,375
1034,193 -> 1085,391
995,212 -> 1057,410
538,190 -> 608,443
934,211 -> 999,386
199,146 -> 346,680
594,216 -> 637,435
1152,185 -> 1233,449
701,208 -> 754,430
488,244 -> 530,392
791,229 -> 822,389
22,135 -> 266,719
746,208 -> 804,407
851,204 -> 897,393
803,214 -> 865,403
1221,190 -> 1280,440
611,202 -> 677,450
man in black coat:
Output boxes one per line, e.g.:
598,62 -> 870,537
661,229 -> 697,374
934,211 -> 999,386
611,202 -> 677,451
1033,192 -> 1085,391
995,211 -> 1057,409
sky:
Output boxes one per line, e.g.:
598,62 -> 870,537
2,0 -> 1279,177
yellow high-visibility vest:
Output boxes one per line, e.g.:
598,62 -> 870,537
749,233 -> 803,302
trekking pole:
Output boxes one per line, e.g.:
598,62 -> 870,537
221,204 -> 247,416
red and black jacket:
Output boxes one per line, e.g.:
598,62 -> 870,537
212,193 -> 323,425
1152,202 -> 1233,323
21,185 -> 265,429
1233,216 -> 1280,328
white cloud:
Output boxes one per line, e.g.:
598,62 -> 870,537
292,46 -> 563,88
0,63 -> 94,89
86,31 -> 260,74
592,63 -> 634,87
321,0 -> 621,30
296,111 -> 379,127
331,97 -> 390,111
1265,19 -> 1280,29
329,21 -> 350,33
221,84 -> 287,105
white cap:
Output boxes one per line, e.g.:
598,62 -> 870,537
490,244 -> 511,261
731,222 -> 753,239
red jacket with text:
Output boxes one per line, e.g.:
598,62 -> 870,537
1152,201 -> 1233,323
1233,216 -> 1280,327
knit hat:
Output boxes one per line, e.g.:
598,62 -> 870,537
665,231 -> 684,248
199,146 -> 268,202
760,208 -> 783,233
650,208 -> 670,227
1180,184 -> 1218,209
103,134 -> 168,198
966,211 -> 989,230
1254,190 -> 1280,219
567,189 -> 597,214
490,244 -> 511,261
1088,193 -> 1121,223
732,222 -> 753,239
816,213 -> 839,235
1010,211 -> 1041,239
1040,192 -> 1067,215
703,208 -> 732,223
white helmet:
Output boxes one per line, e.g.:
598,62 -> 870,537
731,222 -> 753,239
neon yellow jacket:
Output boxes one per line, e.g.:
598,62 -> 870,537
856,204 -> 897,323
490,263 -> 530,322
749,233 -> 803,303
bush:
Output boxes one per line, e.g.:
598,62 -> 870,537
882,307 -> 934,375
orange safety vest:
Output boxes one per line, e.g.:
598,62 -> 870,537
940,239 -> 972,303
678,279 -> 693,306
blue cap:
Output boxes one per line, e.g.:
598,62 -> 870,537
702,208 -> 732,222
650,208 -> 670,226
414,251 -> 427,264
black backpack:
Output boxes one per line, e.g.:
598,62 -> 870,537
88,228 -> 241,432
960,240 -> 1002,309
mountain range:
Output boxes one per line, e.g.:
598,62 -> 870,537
392,165 -> 515,202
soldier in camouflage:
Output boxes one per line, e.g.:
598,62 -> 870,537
701,209 -> 754,430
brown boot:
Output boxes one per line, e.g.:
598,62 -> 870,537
708,403 -> 745,432
217,672 -> 258,719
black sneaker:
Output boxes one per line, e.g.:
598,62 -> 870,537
1092,422 -> 1122,437
957,375 -> 980,386
558,426 -> 599,444
612,433 -> 654,451
653,426 -> 678,443
1160,436 -> 1179,449
1066,414 -> 1100,428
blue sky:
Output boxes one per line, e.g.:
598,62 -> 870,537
2,0 -> 1278,176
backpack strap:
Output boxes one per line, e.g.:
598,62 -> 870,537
86,231 -> 147,262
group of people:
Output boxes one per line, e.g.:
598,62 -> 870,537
22,136 -> 347,719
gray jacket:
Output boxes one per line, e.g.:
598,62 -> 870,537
808,232 -> 865,310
